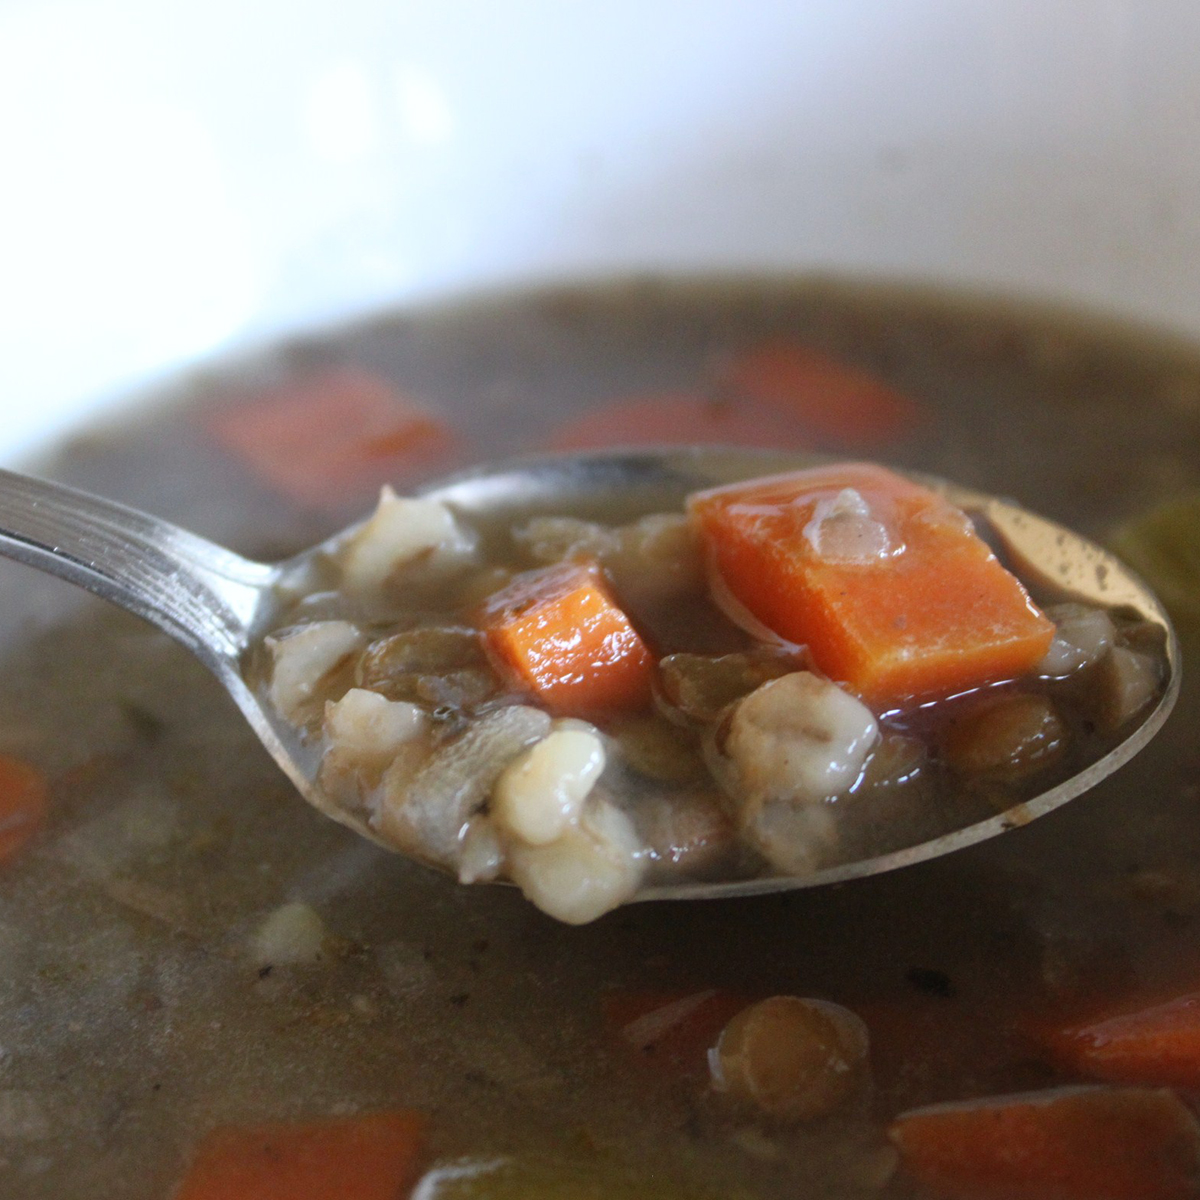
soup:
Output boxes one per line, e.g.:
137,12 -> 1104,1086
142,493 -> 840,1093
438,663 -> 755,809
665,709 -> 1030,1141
1,278 -> 1198,1198
254,459 -> 1165,924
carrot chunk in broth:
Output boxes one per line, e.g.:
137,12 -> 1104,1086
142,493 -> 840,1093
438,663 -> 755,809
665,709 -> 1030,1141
546,390 -> 811,451
688,462 -> 1054,706
479,562 -> 654,717
0,755 -> 48,864
173,1110 -> 427,1200
1039,990 -> 1200,1090
889,1086 -> 1200,1200
602,989 -> 752,1075
718,341 -> 925,446
208,367 -> 458,509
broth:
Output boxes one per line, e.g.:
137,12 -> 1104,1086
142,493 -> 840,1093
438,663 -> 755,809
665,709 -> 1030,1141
1,278 -> 1198,1198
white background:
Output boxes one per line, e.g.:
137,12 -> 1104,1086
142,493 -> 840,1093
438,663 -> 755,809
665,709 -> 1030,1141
3,0 -> 1200,457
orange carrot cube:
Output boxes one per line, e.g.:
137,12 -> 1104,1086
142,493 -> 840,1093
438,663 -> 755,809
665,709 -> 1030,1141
546,390 -> 812,452
208,367 -> 457,510
601,989 -> 752,1076
0,755 -> 48,864
173,1110 -> 426,1200
688,463 -> 1054,706
1040,990 -> 1200,1090
718,341 -> 925,447
889,1086 -> 1200,1200
480,561 -> 654,716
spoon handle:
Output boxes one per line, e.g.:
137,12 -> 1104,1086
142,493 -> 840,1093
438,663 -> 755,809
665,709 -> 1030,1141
0,468 -> 276,669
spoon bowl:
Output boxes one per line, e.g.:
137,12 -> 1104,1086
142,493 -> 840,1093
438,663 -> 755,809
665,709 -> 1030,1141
0,447 -> 1180,902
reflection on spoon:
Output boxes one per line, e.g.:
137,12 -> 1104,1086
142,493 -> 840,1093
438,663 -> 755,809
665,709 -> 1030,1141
0,449 -> 1180,922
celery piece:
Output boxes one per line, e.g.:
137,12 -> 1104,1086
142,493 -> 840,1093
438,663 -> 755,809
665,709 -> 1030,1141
1111,493 -> 1200,626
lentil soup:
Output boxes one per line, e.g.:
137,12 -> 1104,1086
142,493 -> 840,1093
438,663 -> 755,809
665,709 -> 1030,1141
2,279 -> 1199,1198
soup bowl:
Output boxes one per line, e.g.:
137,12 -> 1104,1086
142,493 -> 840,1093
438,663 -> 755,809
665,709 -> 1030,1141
7,0 -> 1200,456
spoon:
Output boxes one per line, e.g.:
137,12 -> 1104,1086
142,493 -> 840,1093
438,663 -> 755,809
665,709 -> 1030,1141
0,447 -> 1180,902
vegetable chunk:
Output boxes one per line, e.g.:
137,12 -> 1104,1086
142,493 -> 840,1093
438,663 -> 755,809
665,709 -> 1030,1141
688,463 -> 1054,705
0,756 -> 48,864
479,562 -> 654,716
1039,990 -> 1200,1089
603,989 -> 752,1076
1110,492 -> 1200,627
174,1110 -> 427,1200
208,367 -> 457,510
717,340 -> 925,446
889,1086 -> 1200,1200
545,389 -> 813,452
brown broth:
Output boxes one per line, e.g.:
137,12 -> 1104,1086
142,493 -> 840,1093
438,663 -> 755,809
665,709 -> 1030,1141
0,278 -> 1198,1198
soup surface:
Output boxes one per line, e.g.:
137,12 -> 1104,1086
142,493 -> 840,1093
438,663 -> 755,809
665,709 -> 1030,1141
1,278 -> 1199,1198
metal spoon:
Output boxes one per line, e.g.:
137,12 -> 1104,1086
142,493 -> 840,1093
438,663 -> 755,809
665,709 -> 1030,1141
0,447 -> 1180,902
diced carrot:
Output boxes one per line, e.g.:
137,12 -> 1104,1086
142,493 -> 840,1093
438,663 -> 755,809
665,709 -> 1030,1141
479,561 -> 654,716
889,1086 -> 1200,1200
173,1110 -> 426,1200
0,755 -> 48,864
717,341 -> 925,447
207,367 -> 458,510
545,390 -> 812,452
1038,990 -> 1200,1090
687,463 -> 1054,706
601,989 -> 752,1076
